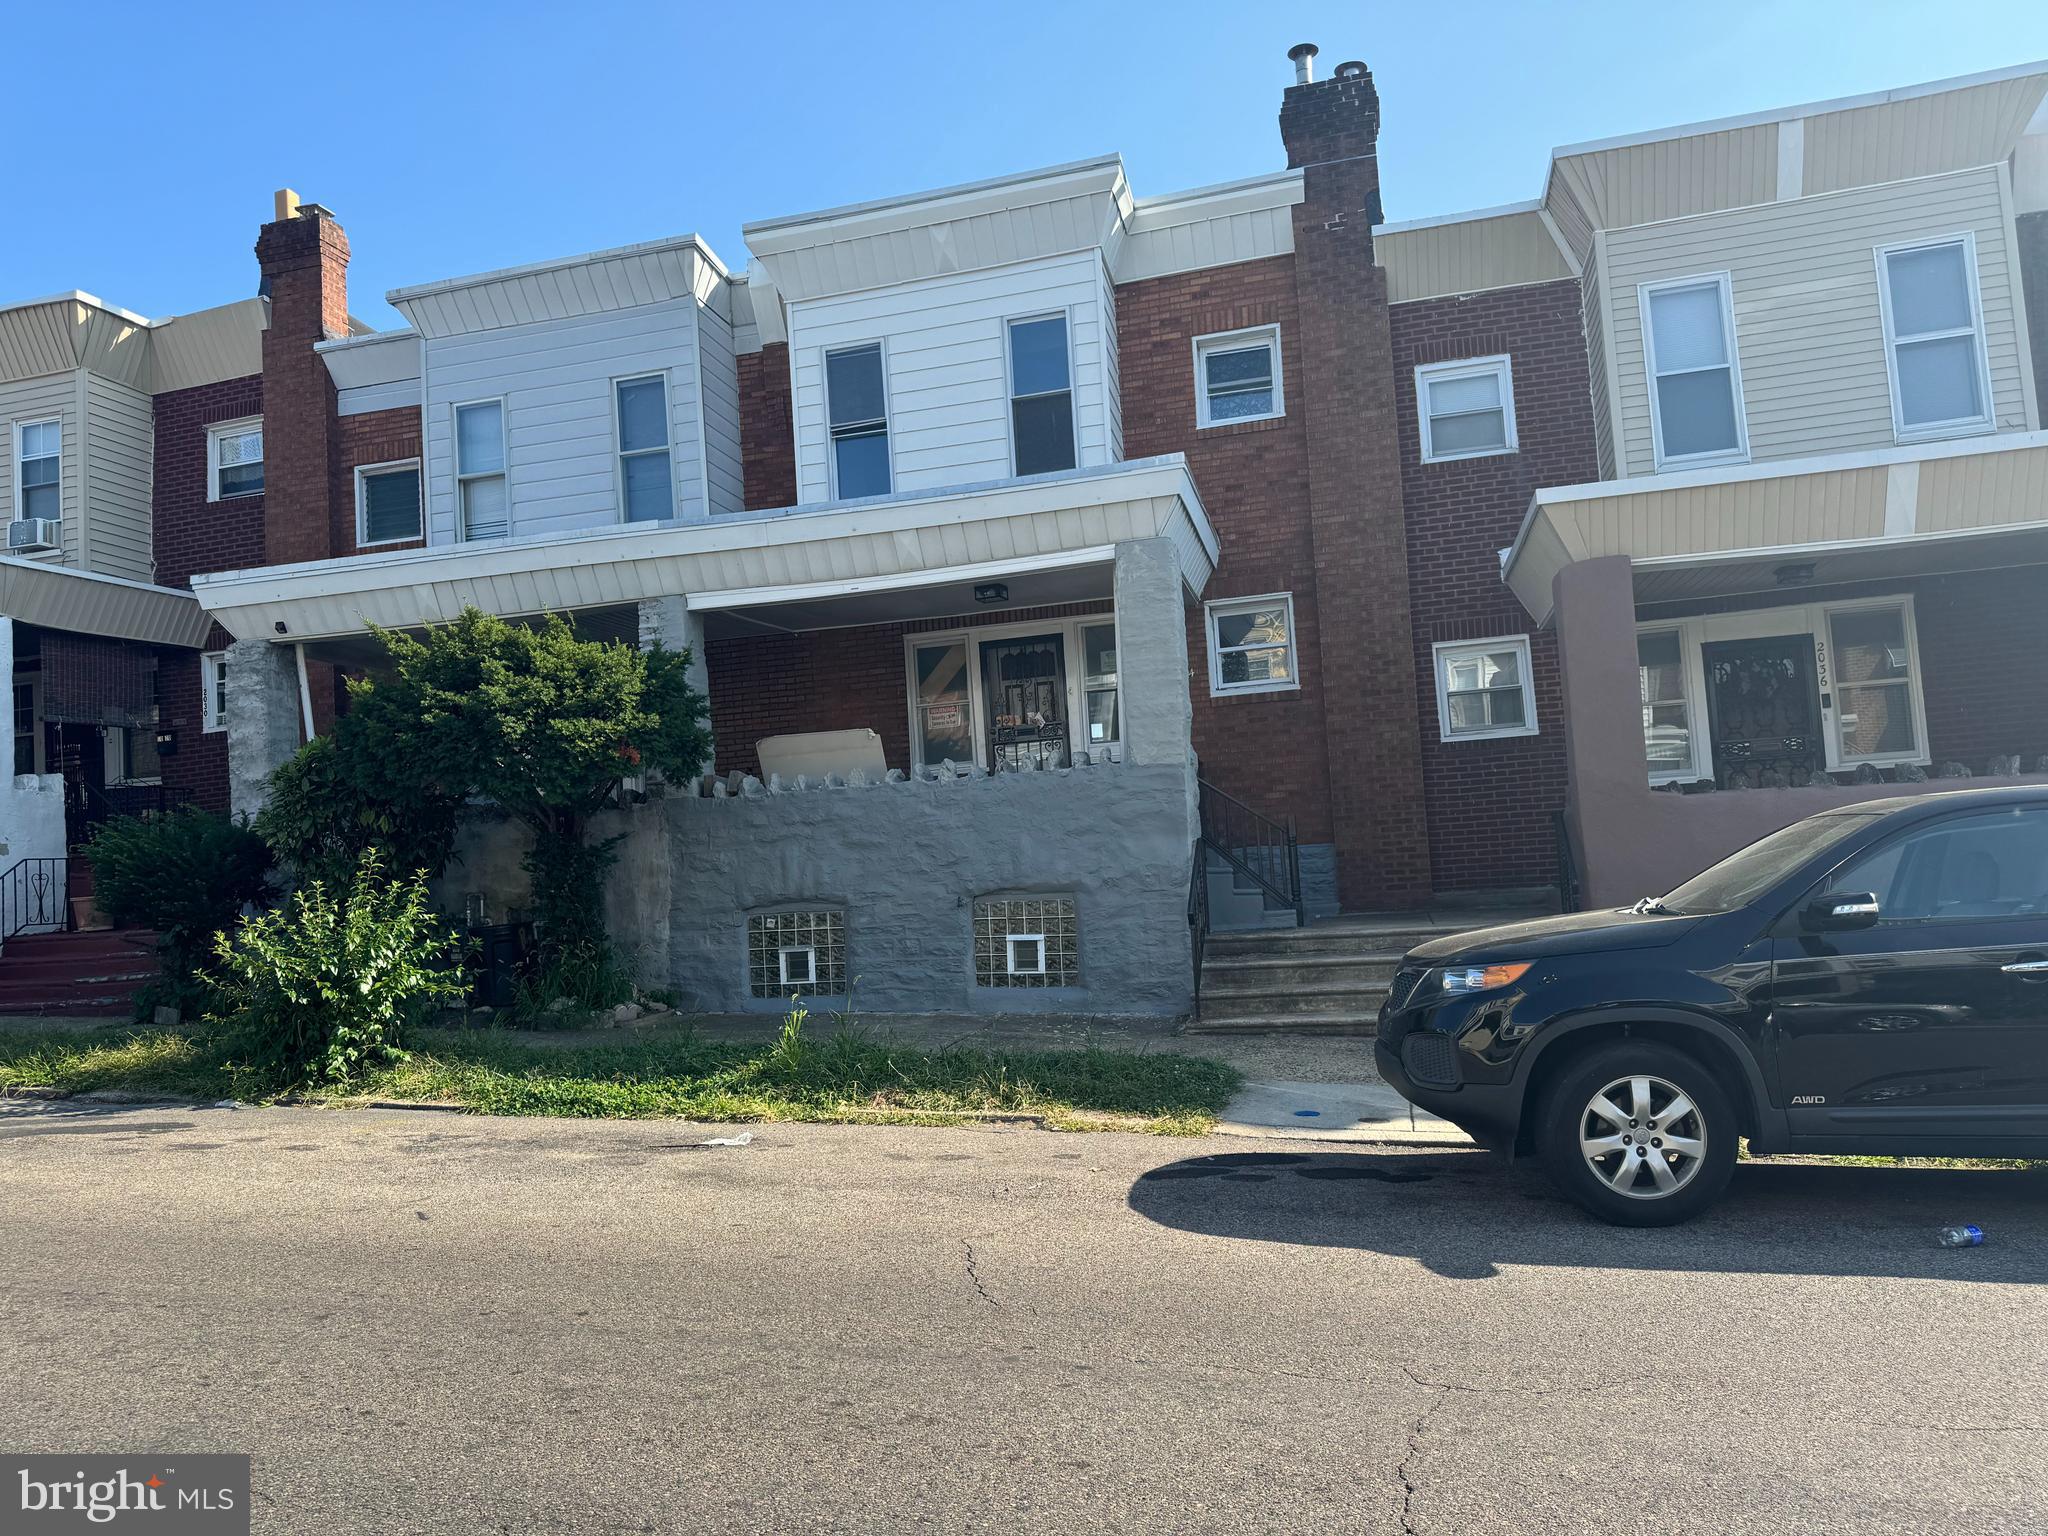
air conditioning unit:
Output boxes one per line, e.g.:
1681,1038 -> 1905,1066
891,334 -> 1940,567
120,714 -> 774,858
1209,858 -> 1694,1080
7,518 -> 60,553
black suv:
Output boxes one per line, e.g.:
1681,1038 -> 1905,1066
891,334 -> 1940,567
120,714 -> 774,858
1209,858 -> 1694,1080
1376,787 -> 2048,1225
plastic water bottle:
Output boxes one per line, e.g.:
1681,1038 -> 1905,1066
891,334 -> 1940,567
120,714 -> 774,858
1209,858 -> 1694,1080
1938,1225 -> 1985,1248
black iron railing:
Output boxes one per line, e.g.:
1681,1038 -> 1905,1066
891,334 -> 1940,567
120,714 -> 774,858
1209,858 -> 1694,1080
1554,809 -> 1583,914
1197,779 -> 1304,928
1186,839 -> 1209,1007
0,857 -> 70,941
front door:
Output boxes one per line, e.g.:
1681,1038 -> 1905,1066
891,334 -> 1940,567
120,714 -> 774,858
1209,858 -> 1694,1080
1702,634 -> 1824,789
981,633 -> 1069,771
1772,804 -> 2048,1143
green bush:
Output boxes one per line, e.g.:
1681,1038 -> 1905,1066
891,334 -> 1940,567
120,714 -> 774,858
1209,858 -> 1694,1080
205,852 -> 465,1092
87,808 -> 272,1007
256,728 -> 462,892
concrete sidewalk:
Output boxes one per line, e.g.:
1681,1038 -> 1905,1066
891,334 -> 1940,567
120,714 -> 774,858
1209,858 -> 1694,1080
1214,1077 -> 1471,1144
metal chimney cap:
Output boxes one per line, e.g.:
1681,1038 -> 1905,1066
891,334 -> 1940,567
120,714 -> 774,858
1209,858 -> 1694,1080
1288,42 -> 1319,86
1287,42 -> 1320,61
1334,60 -> 1368,79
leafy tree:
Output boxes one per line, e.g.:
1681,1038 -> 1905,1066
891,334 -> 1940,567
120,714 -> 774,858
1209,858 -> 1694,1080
256,727 -> 463,894
261,608 -> 710,1005
87,808 -> 272,1010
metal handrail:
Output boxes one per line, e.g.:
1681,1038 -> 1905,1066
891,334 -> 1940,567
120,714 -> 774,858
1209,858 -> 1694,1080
1197,778 -> 1305,927
0,856 -> 70,941
1186,839 -> 1209,1008
1554,809 -> 1583,914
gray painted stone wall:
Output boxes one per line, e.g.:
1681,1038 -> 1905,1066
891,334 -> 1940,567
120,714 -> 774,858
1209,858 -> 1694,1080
1296,843 -> 1339,920
667,762 -> 1196,1017
224,639 -> 301,818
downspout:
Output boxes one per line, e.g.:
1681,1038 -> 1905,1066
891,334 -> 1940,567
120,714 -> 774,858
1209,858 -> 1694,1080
293,642 -> 314,742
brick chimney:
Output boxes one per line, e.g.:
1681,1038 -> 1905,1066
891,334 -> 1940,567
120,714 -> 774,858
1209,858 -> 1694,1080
1279,54 -> 1433,908
254,190 -> 349,569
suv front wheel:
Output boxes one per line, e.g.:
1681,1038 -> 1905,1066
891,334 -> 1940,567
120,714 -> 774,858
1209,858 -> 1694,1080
1537,1042 -> 1738,1226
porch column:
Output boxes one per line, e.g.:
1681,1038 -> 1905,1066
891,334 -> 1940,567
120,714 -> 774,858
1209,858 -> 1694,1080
1113,538 -> 1199,840
1553,555 -> 1646,908
224,639 -> 302,819
637,595 -> 712,770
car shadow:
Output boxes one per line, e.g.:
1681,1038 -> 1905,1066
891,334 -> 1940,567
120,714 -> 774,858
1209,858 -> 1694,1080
1127,1148 -> 2048,1281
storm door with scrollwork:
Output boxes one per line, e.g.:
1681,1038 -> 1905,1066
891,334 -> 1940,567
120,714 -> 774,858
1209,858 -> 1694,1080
1702,634 -> 1824,789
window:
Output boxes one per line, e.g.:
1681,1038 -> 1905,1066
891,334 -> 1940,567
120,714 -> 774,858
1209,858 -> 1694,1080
1877,235 -> 1993,439
1637,630 -> 1694,780
1828,604 -> 1919,763
355,461 -> 422,547
206,417 -> 264,501
16,420 -> 59,522
974,895 -> 1078,988
455,401 -> 508,540
1194,326 -> 1283,428
748,910 -> 847,998
615,375 -> 674,521
1008,315 -> 1076,475
1831,809 -> 2048,922
1641,274 -> 1746,466
12,681 -> 35,774
1206,594 -> 1298,697
910,639 -> 975,768
1081,622 -> 1119,751
202,651 -> 228,733
826,344 -> 891,498
1416,356 -> 1516,462
1434,636 -> 1537,741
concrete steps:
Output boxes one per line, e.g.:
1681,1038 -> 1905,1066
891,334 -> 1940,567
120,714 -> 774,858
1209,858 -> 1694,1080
0,928 -> 159,1017
1189,907 -> 1548,1036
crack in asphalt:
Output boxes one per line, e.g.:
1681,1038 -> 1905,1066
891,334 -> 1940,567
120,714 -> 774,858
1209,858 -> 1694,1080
1396,1379 -> 1449,1536
961,1240 -> 998,1308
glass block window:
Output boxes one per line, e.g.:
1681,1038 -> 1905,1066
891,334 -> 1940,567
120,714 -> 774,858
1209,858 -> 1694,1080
748,909 -> 847,998
974,895 -> 1078,988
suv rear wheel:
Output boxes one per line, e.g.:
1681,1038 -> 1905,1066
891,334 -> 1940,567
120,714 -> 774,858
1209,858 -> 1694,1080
1538,1042 -> 1737,1226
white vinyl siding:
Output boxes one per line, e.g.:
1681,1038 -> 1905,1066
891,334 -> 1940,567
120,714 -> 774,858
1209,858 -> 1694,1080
786,251 -> 1118,505
420,300 -> 715,546
694,295 -> 745,514
1582,246 -> 1618,479
1603,165 -> 2030,473
337,377 -> 422,417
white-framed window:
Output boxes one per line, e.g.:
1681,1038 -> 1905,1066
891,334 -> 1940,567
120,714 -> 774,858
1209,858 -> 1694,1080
206,416 -> 264,501
202,651 -> 228,733
1416,355 -> 1516,463
1008,313 -> 1076,475
1193,325 -> 1284,428
1633,596 -> 1929,783
354,459 -> 422,547
1205,593 -> 1299,698
15,419 -> 60,522
454,400 -> 509,540
1006,933 -> 1047,976
1640,273 -> 1747,468
614,373 -> 674,522
777,946 -> 816,988
825,342 -> 891,499
1875,233 -> 1994,441
1433,635 -> 1538,742
13,679 -> 38,775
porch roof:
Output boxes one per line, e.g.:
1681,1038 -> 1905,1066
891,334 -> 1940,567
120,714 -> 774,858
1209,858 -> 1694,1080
0,557 -> 215,648
189,457 -> 1219,644
1502,430 -> 2048,624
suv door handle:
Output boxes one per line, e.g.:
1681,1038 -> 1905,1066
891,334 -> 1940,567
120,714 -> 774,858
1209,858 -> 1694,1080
2000,959 -> 2048,977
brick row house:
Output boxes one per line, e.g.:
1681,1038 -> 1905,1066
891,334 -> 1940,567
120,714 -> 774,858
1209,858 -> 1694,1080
4,50 -> 2048,1023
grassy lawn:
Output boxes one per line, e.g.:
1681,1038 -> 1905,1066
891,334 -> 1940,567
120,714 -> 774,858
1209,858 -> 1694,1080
0,1024 -> 1241,1136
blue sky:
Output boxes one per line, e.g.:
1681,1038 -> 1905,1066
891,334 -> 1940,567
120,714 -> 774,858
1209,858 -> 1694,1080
8,1 -> 2048,329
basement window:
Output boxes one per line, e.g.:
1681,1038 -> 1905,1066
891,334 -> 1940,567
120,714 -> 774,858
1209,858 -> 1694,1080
207,417 -> 264,501
748,909 -> 847,998
974,896 -> 1077,988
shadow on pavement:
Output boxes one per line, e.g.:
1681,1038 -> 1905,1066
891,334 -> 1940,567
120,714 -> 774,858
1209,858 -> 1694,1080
1127,1148 -> 2048,1282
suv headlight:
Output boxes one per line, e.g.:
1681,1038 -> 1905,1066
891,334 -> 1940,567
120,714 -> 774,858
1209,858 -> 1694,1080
1435,961 -> 1532,996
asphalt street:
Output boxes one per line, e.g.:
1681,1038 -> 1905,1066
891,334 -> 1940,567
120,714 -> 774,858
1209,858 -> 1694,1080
3,1097 -> 2045,1534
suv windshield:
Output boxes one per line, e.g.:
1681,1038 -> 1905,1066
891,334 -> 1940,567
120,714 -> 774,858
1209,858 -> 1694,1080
1660,811 -> 1884,914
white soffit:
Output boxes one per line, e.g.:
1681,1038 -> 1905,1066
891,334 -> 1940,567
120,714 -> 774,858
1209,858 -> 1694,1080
316,328 -> 422,390
0,558 -> 215,648
386,235 -> 732,339
192,457 -> 1219,643
1117,170 -> 1303,282
743,157 -> 1133,303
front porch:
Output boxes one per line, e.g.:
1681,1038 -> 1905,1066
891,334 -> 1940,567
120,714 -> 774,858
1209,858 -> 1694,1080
191,459 -> 1220,1017
1505,432 -> 2048,906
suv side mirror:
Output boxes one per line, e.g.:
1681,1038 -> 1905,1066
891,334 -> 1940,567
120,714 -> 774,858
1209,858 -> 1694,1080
1805,891 -> 1881,932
